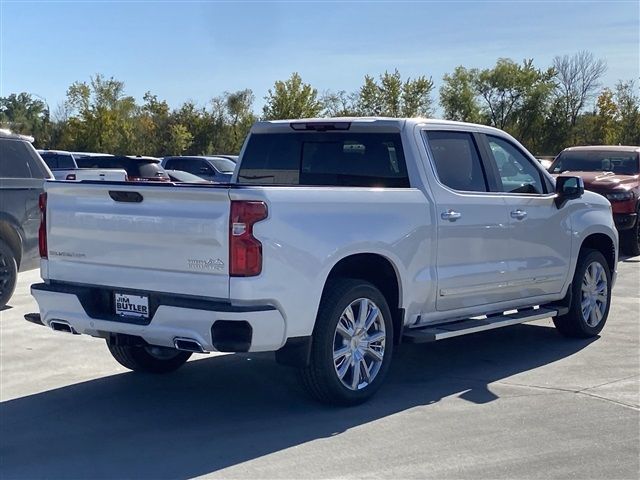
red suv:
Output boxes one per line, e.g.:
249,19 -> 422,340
549,146 -> 640,256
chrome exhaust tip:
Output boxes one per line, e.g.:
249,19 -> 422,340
173,337 -> 206,353
49,320 -> 78,335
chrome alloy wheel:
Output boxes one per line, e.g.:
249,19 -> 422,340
581,261 -> 608,327
333,298 -> 386,391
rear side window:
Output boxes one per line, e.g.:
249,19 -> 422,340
424,131 -> 488,192
164,158 -> 212,176
0,139 -> 33,179
40,153 -> 76,170
238,132 -> 409,187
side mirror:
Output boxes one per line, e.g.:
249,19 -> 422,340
555,176 -> 584,208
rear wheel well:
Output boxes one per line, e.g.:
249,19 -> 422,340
580,233 -> 616,273
323,254 -> 404,344
0,222 -> 22,269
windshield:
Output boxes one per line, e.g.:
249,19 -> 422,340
210,158 -> 236,173
551,150 -> 639,175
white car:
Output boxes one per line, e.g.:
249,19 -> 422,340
27,118 -> 618,405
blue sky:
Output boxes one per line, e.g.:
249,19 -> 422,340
1,0 -> 638,115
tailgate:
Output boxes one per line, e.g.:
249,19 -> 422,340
44,182 -> 231,299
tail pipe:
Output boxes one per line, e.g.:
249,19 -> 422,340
173,337 -> 207,354
49,320 -> 79,335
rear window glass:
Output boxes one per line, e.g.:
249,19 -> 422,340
0,138 -> 33,179
237,132 -> 409,187
551,151 -> 639,175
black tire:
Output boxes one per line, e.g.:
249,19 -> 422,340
300,279 -> 394,406
553,249 -> 612,338
107,343 -> 192,373
0,239 -> 18,309
620,213 -> 640,257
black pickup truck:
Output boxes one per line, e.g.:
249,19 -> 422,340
0,129 -> 53,307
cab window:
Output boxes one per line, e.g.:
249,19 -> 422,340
487,136 -> 546,194
424,131 -> 488,192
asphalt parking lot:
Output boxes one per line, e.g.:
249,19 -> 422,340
1,259 -> 638,479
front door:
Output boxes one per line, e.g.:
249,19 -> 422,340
483,134 -> 572,297
422,130 -> 513,311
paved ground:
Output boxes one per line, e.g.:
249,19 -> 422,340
1,258 -> 638,479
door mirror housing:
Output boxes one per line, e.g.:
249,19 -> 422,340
555,176 -> 584,208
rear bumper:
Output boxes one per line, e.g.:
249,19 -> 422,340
614,213 -> 637,231
30,282 -> 287,352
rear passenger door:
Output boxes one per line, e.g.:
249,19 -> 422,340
422,130 -> 513,311
481,135 -> 571,297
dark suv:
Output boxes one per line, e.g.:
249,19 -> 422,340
0,130 -> 53,307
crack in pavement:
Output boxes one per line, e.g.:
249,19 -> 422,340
492,376 -> 640,411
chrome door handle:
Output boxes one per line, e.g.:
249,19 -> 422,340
441,210 -> 462,221
510,209 -> 527,220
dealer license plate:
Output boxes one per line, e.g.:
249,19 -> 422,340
114,292 -> 149,319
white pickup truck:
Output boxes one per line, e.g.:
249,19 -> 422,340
27,118 -> 618,405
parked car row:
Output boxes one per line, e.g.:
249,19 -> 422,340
36,149 -> 238,183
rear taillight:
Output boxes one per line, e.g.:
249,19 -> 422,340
38,192 -> 47,259
65,174 -> 76,180
229,201 -> 268,277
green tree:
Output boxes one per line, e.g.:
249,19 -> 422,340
132,92 -> 170,156
356,69 -> 434,117
171,101 -> 211,155
440,66 -> 482,123
321,90 -> 358,117
0,93 -> 50,146
593,88 -> 619,144
474,58 -> 554,131
263,73 -> 323,120
226,89 -> 256,149
614,80 -> 640,145
65,74 -> 137,153
208,89 -> 256,153
165,124 -> 193,155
